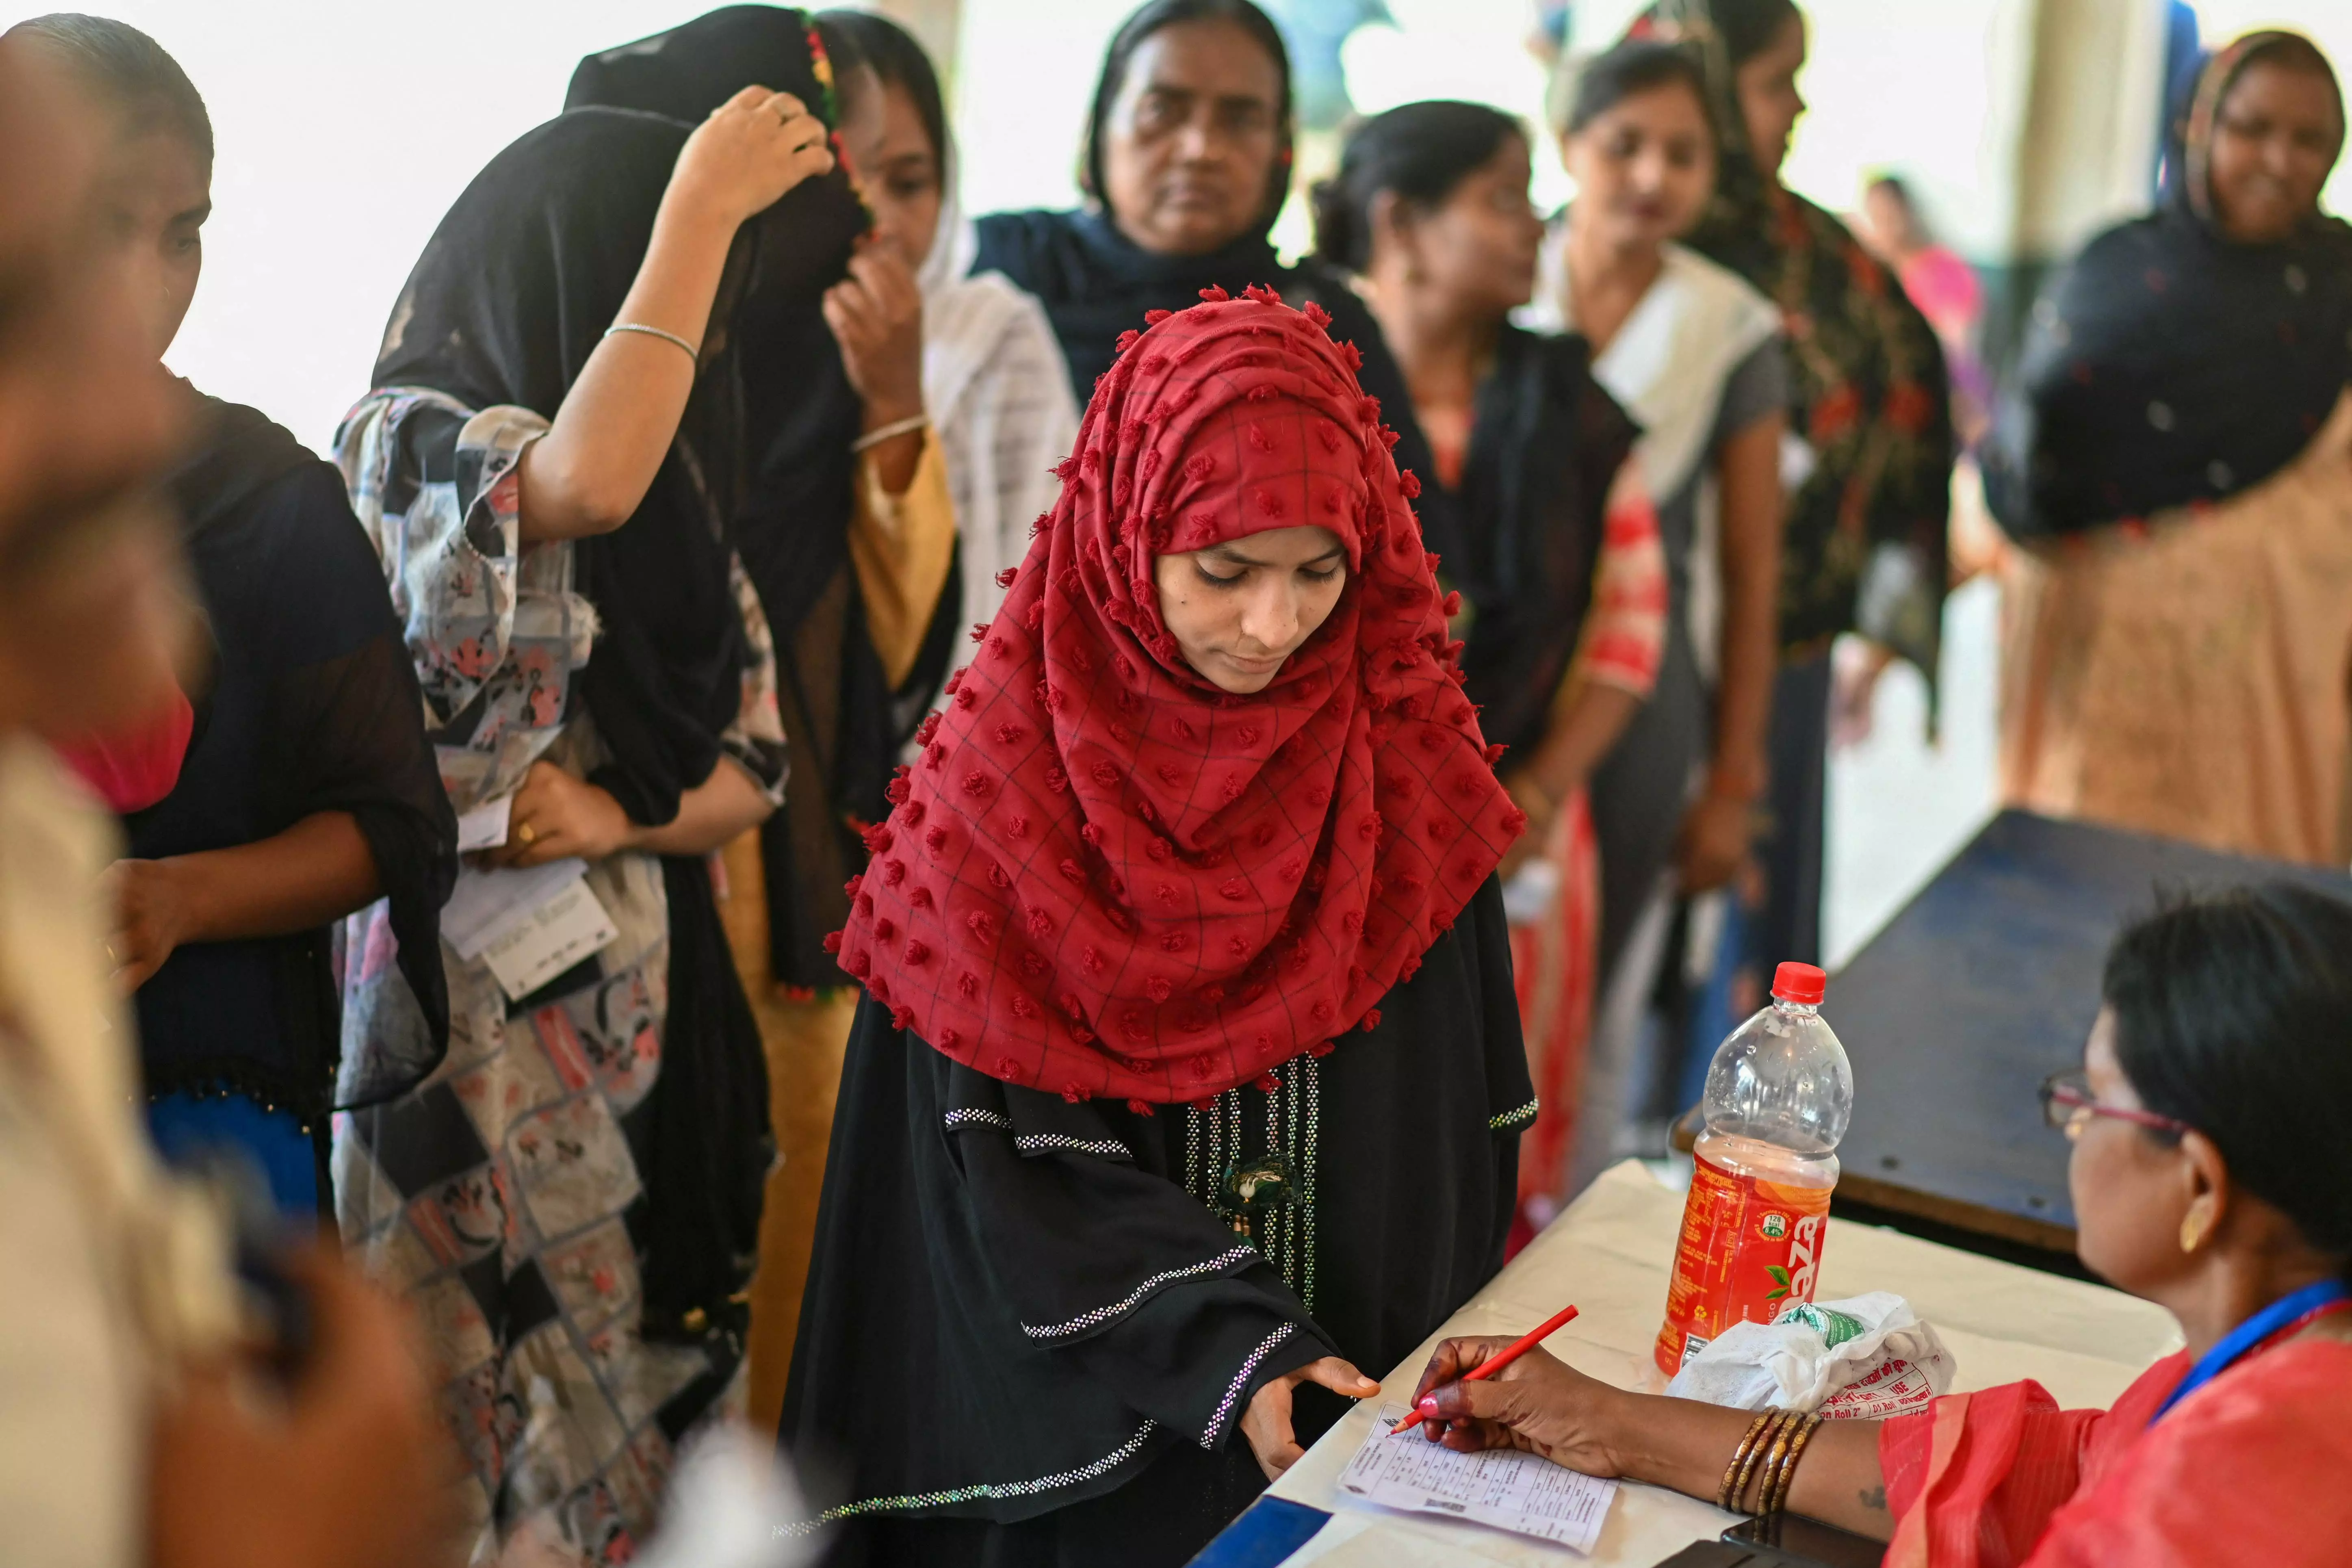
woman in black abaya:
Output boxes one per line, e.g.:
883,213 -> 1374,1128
784,290 -> 1533,1567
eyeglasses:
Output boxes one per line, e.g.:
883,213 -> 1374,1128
2038,1071 -> 2191,1142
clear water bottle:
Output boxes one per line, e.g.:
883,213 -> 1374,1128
1654,961 -> 1854,1377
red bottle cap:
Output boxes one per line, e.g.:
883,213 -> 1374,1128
1772,962 -> 1826,1006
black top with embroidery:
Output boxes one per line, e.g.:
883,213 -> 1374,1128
780,875 -> 1530,1563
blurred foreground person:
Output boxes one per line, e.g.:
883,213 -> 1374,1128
1407,884 -> 2352,1567
0,34 -> 451,1568
15,13 -> 455,1224
1985,31 -> 2352,865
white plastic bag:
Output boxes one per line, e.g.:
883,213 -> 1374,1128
1664,1291 -> 1956,1419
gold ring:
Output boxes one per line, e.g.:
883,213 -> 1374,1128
516,822 -> 538,846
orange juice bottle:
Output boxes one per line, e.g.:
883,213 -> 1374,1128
1655,962 -> 1854,1377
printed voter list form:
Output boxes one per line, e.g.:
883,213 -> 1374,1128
1336,1405 -> 1619,1554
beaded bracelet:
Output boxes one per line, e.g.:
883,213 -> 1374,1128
1716,1409 -> 1778,1510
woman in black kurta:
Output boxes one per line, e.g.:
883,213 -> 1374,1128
783,291 -> 1533,1564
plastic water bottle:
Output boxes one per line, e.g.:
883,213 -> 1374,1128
1654,961 -> 1854,1377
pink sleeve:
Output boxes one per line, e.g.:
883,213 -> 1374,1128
1879,1382 -> 2107,1568
2026,1343 -> 2352,1568
1574,459 -> 1668,697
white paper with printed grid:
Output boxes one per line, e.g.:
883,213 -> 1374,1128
1337,1404 -> 1617,1553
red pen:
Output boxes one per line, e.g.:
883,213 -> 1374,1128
1391,1303 -> 1580,1438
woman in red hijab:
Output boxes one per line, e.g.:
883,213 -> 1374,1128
781,288 -> 1534,1563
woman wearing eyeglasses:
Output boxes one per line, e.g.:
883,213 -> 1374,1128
1396,882 -> 2352,1566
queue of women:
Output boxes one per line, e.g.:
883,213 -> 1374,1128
1,1 -> 2347,1565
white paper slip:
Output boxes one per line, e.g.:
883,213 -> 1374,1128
442,861 -> 619,1002
455,794 -> 513,852
1335,1405 -> 1617,1555
442,860 -> 590,960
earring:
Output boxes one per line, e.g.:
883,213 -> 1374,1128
2179,1208 -> 2209,1254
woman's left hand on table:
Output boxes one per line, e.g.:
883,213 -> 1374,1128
1241,1355 -> 1381,1482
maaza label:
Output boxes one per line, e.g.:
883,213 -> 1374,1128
1654,1153 -> 1834,1376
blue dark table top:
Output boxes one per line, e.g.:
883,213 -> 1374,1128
1828,810 -> 2352,1246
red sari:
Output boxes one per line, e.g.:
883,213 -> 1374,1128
1882,1339 -> 2352,1566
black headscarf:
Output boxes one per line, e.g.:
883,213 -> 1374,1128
1983,31 -> 2352,539
566,7 -> 906,992
969,6 -> 1431,501
374,108 -> 752,827
130,393 -> 457,1122
371,106 -> 773,1338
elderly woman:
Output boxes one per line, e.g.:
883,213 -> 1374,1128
974,0 -> 1428,478
1405,881 -> 2352,1565
1985,31 -> 2352,867
783,291 -> 1534,1564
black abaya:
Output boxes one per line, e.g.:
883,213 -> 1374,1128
783,877 -> 1531,1565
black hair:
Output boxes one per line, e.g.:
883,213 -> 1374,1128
1080,0 -> 1293,218
1563,37 -> 1715,138
2102,882 -> 2352,1267
1309,100 -> 1522,274
5,12 -> 210,165
815,8 -> 945,167
808,13 -> 872,118
1712,0 -> 1802,67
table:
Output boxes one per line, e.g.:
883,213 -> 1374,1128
1195,1159 -> 2181,1568
1826,810 -> 2352,1259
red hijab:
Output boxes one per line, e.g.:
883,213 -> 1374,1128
830,288 -> 1523,1105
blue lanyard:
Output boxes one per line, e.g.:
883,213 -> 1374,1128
2152,1277 -> 2352,1422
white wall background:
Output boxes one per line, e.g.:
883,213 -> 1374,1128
5,0 -> 2161,451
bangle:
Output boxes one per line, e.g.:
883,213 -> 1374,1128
1745,1409 -> 1801,1513
1765,1412 -> 1823,1515
1717,1408 -> 1782,1511
604,321 -> 700,363
852,412 -> 929,453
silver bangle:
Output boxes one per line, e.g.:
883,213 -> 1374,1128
851,413 -> 929,453
604,322 -> 700,363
